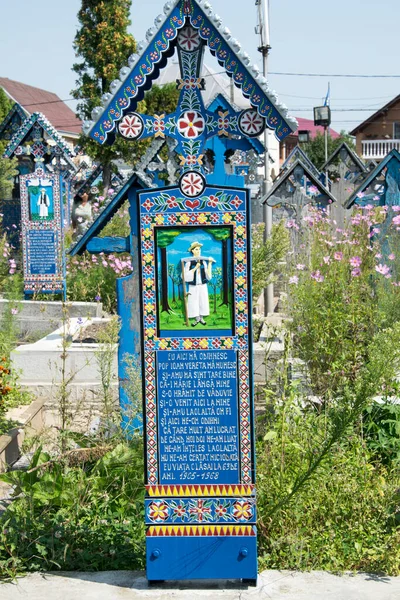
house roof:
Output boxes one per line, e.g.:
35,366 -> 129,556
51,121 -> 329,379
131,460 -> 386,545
85,0 -> 297,144
349,94 -> 400,136
350,94 -> 400,135
292,117 -> 340,140
0,77 -> 81,135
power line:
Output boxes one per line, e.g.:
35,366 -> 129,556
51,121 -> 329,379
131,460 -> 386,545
279,93 -> 396,101
269,72 -> 400,78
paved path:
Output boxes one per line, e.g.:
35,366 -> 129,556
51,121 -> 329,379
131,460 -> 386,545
1,570 -> 399,599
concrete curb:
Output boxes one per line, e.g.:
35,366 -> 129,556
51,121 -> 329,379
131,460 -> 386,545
0,570 -> 399,600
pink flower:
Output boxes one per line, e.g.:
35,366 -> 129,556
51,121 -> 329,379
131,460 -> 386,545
351,215 -> 362,226
350,256 -> 362,268
323,256 -> 331,265
392,215 -> 400,226
296,264 -> 305,271
375,264 -> 391,277
375,253 -> 382,259
392,206 -> 400,212
388,253 -> 395,261
356,191 -> 365,199
11,308 -> 18,315
311,270 -> 324,282
289,276 -> 299,285
351,268 -> 361,277
334,252 -> 343,261
286,219 -> 299,230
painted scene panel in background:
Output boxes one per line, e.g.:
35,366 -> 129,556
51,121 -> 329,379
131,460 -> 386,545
156,226 -> 234,335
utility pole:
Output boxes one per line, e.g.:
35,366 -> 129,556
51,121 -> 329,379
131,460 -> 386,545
256,0 -> 273,315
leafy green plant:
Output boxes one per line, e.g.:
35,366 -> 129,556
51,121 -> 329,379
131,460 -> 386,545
0,442 -> 145,579
95,316 -> 120,430
251,221 -> 289,302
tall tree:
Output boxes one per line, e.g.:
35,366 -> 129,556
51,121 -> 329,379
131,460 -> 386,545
208,228 -> 231,306
0,89 -> 17,200
0,88 -> 12,124
71,0 -> 136,188
157,230 -> 181,313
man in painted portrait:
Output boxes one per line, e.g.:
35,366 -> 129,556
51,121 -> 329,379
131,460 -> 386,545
183,241 -> 215,327
37,188 -> 50,218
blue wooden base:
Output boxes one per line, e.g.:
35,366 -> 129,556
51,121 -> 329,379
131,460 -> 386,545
146,536 -> 257,581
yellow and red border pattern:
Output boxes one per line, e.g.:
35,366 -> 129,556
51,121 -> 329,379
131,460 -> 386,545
146,484 -> 255,497
147,525 -> 256,537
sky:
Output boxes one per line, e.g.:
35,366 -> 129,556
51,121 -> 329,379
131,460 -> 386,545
1,0 -> 399,134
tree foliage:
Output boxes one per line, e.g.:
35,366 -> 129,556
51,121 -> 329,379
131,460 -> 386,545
251,221 -> 290,302
71,3 -> 182,182
0,156 -> 18,199
303,131 -> 356,170
72,0 -> 136,120
0,88 -> 12,122
71,0 -> 137,185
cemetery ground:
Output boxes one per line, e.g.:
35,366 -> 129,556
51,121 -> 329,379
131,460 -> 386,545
0,205 -> 399,585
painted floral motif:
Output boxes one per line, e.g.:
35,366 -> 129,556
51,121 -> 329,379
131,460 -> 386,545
147,189 -> 236,212
177,111 -> 205,139
153,114 -> 166,138
189,499 -> 213,522
180,171 -> 205,198
177,77 -> 203,91
178,26 -> 201,52
146,498 -> 255,524
217,111 -> 230,136
238,109 -> 265,137
118,113 -> 144,139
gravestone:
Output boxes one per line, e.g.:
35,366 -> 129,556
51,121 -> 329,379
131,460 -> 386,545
346,149 -> 400,256
73,0 -> 297,582
19,167 -> 65,296
138,182 -> 255,581
321,142 -> 367,228
3,112 -> 76,295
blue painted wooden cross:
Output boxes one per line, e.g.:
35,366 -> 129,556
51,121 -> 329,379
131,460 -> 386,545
74,0 -> 297,584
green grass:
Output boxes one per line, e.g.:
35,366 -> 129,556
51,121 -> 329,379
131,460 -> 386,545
159,295 -> 233,331
30,213 -> 54,222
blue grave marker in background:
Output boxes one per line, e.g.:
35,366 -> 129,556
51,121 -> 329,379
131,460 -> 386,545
19,167 -> 65,296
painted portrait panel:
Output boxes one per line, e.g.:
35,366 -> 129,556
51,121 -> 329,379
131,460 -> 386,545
28,181 -> 54,222
155,226 -> 234,337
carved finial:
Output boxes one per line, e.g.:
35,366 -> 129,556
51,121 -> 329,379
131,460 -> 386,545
183,0 -> 192,15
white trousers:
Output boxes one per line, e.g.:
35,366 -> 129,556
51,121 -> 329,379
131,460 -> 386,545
187,283 -> 209,318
